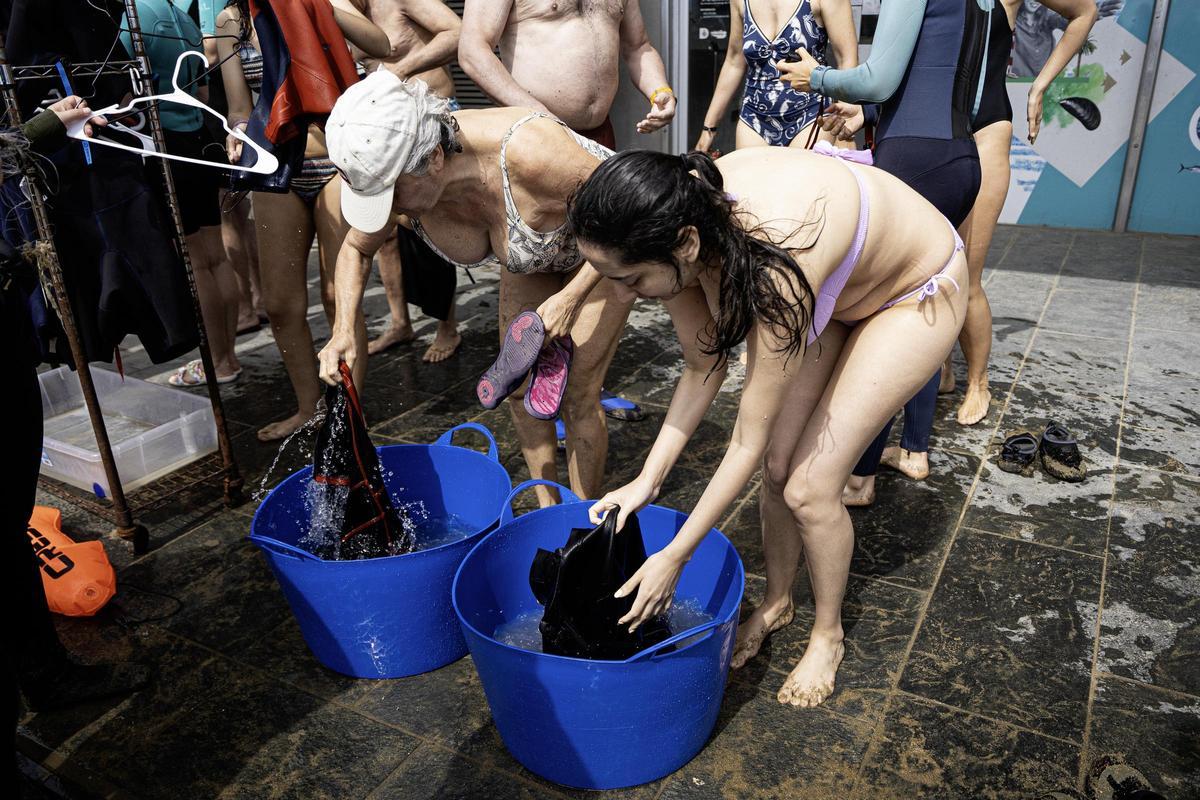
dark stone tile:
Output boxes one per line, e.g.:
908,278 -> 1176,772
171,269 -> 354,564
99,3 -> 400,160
1118,424 -> 1200,477
1060,232 -> 1140,281
851,450 -> 978,590
736,572 -> 924,721
20,623 -> 181,754
374,388 -> 491,446
856,693 -> 1080,799
1101,470 -> 1200,695
1018,331 -> 1128,405
1130,325 -> 1200,380
119,511 -> 293,657
236,615 -> 380,707
354,656 -> 492,748
1040,285 -> 1136,340
1133,280 -> 1200,333
366,742 -> 560,800
962,458 -> 1114,555
1139,235 -> 1200,285
969,270 -> 1053,324
901,530 -> 1101,741
1087,677 -> 1200,798
656,679 -> 870,800
60,648 -> 417,800
1121,373 -> 1200,434
1003,228 -> 1075,277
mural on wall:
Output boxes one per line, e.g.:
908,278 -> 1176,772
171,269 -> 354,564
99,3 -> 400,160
1000,0 -> 1197,232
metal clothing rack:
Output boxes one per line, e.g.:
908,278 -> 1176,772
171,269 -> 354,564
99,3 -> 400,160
0,0 -> 244,554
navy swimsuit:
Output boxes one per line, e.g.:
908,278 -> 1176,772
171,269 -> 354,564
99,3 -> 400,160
740,0 -> 829,146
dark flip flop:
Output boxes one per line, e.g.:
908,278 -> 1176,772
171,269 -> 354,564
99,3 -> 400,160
1039,421 -> 1087,482
997,431 -> 1039,477
477,311 -> 545,410
600,389 -> 645,421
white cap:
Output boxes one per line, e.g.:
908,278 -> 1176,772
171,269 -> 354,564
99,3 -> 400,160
326,70 -> 451,233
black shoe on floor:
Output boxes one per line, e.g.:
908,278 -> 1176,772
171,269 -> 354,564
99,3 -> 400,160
1086,754 -> 1166,800
21,658 -> 153,713
1039,421 -> 1088,482
998,431 -> 1039,476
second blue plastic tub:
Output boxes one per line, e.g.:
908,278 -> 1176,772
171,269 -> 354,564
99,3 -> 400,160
453,480 -> 745,789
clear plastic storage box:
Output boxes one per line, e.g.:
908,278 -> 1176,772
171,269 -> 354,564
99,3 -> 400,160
38,366 -> 219,497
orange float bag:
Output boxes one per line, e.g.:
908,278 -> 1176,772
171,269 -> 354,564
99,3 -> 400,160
25,506 -> 116,617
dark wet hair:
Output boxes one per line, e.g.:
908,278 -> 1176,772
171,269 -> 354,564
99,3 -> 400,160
568,150 -> 817,367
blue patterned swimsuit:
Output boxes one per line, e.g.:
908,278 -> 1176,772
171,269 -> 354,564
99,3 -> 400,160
740,0 -> 829,146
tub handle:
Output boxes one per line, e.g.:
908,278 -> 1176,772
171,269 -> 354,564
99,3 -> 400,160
500,479 -> 581,525
435,422 -> 499,462
624,617 -> 725,663
247,535 -> 322,562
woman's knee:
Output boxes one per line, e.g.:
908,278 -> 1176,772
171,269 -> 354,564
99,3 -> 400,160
782,482 -> 842,530
761,451 -> 793,495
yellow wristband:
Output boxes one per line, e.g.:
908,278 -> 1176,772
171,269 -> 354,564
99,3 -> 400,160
649,86 -> 674,104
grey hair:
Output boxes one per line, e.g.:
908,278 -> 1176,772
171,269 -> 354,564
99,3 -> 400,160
395,78 -> 462,177
0,129 -> 32,179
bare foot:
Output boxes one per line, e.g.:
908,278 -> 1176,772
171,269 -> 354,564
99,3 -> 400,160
956,380 -> 991,426
880,446 -> 930,480
422,325 -> 462,363
367,323 -> 415,356
777,631 -> 845,708
257,412 -> 313,443
842,474 -> 876,507
939,359 -> 956,394
731,600 -> 794,669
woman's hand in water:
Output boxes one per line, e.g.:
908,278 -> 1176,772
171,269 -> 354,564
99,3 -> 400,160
588,476 -> 659,531
775,48 -> 820,93
820,102 -> 864,140
616,548 -> 687,632
1027,83 -> 1046,145
318,329 -> 356,386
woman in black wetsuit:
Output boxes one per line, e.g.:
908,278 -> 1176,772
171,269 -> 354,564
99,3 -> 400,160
952,0 -> 1100,426
778,0 -> 989,505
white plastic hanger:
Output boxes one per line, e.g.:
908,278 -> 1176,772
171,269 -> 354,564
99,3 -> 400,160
65,50 -> 279,174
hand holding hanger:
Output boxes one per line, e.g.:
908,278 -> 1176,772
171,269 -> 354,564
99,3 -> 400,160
47,96 -> 108,138
63,51 -> 279,175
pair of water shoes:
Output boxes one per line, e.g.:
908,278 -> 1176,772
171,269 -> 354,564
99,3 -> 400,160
477,311 -> 574,420
998,421 -> 1087,482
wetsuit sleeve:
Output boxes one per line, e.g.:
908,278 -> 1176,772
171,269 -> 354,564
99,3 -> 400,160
20,110 -> 67,153
810,0 -> 927,103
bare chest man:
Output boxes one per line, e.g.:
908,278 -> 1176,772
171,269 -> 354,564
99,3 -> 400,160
355,0 -> 456,98
502,0 -> 626,130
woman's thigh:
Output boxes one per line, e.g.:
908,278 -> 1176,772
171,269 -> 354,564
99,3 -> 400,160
498,269 -> 564,342
959,121 -> 1013,281
253,191 -> 316,307
787,256 -> 970,498
562,274 -> 634,397
764,322 -> 851,487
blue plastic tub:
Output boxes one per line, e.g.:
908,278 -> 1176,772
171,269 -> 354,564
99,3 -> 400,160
453,480 -> 745,790
250,423 -> 511,678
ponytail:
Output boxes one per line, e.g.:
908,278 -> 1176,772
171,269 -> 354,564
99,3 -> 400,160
568,150 -> 817,368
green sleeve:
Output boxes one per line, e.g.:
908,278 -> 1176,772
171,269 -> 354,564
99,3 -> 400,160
20,110 -> 68,153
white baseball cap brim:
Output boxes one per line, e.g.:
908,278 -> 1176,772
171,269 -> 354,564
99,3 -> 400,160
340,180 -> 395,234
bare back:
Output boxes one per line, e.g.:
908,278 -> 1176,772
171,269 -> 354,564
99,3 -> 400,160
354,0 -> 456,97
713,148 -> 961,327
501,0 -> 626,129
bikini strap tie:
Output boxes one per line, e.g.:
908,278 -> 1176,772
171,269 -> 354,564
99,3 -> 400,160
812,140 -> 875,166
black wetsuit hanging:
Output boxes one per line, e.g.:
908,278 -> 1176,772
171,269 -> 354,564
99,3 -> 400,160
529,509 -> 671,660
309,362 -> 413,561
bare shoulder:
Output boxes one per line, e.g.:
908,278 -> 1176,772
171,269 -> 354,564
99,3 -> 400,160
506,115 -> 600,183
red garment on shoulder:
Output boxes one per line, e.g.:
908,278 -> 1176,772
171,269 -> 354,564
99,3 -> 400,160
249,0 -> 360,145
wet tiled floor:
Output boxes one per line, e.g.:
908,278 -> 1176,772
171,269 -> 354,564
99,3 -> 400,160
17,226 -> 1200,799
